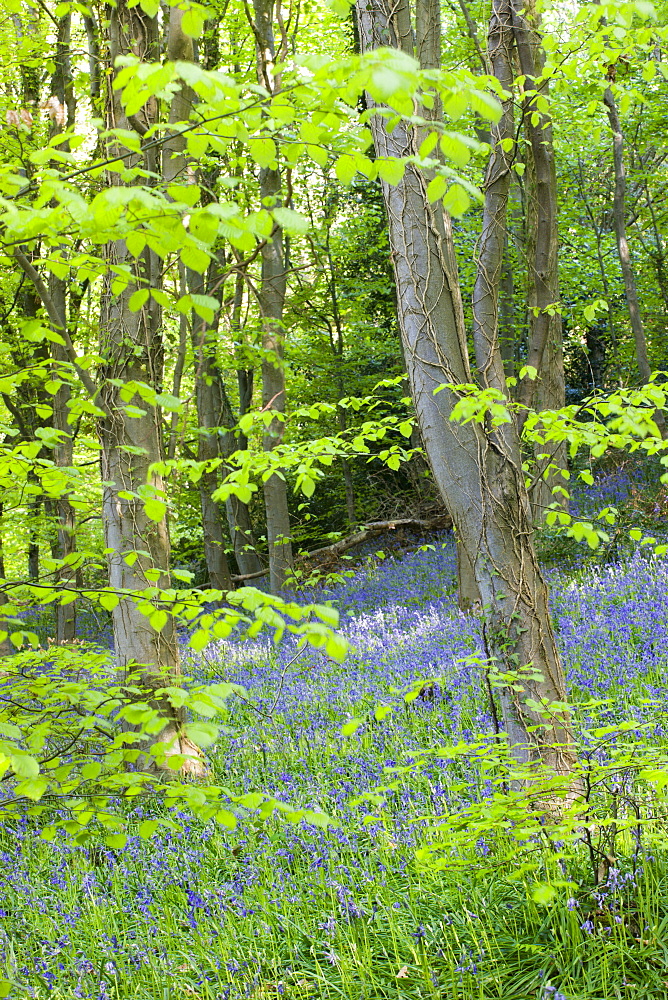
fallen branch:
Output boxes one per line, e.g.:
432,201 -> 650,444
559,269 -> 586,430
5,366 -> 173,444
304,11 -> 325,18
231,567 -> 269,582
299,515 -> 452,563
230,515 -> 452,582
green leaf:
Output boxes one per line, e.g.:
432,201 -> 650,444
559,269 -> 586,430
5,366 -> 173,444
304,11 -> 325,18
335,154 -> 357,185
144,498 -> 167,522
639,767 -> 668,790
128,288 -> 149,312
181,5 -> 206,38
185,721 -> 219,748
439,133 -> 471,167
180,244 -> 210,273
99,591 -> 119,612
324,0 -> 353,15
532,883 -> 556,906
418,132 -> 439,157
167,183 -> 201,207
239,412 -> 254,435
15,776 -> 48,801
469,89 -> 502,122
325,632 -> 348,662
150,609 -> 168,632
300,476 -> 315,498
426,175 -> 447,202
248,137 -> 277,168
442,183 -> 470,217
11,753 -> 39,778
189,629 -> 210,652
272,207 -> 310,234
215,809 -> 238,829
341,718 -> 363,737
82,761 -> 102,781
307,144 -> 328,168
376,158 -> 406,185
105,833 -> 128,850
189,211 -> 219,245
0,981 -> 15,998
138,820 -> 159,839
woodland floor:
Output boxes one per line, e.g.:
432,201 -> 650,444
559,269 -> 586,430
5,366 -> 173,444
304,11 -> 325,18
5,471 -> 668,999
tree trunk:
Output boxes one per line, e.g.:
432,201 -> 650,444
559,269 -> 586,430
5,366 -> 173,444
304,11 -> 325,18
416,0 -> 478,608
50,281 -> 77,643
49,25 -> 77,643
0,504 -> 12,659
356,0 -> 575,772
499,234 -> 516,381
604,86 -> 663,436
512,0 -> 560,410
472,0 -> 515,394
222,271 -> 263,576
252,0 -> 294,593
191,313 -> 234,593
511,0 -> 568,513
28,500 -> 40,582
101,0 -> 202,773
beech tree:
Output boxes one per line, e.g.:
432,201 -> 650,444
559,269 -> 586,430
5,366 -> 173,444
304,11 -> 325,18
355,0 -> 576,768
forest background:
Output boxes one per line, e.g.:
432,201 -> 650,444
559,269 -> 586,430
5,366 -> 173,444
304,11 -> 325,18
1,0 -> 668,995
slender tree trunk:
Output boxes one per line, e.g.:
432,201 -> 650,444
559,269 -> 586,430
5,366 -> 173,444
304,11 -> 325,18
511,0 -> 568,513
253,0 -> 293,592
0,504 -> 12,658
220,394 -> 264,577
28,499 -> 40,582
50,284 -> 77,643
472,0 -> 515,394
604,87 -> 664,438
512,0 -> 560,409
163,8 -> 236,593
223,271 -> 263,576
356,0 -> 575,772
49,18 -> 77,642
576,156 -> 615,381
191,315 -> 234,593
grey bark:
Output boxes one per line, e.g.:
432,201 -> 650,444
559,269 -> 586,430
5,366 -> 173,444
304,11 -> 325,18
162,11 -> 237,591
416,0 -> 478,610
512,0 -> 560,412
499,234 -> 516,380
472,0 -> 515,394
162,5 -> 260,579
224,271 -> 263,575
252,0 -> 294,592
604,87 -> 663,434
511,0 -> 568,515
355,0 -> 575,772
101,0 -> 202,773
50,277 -> 77,643
191,312 -> 234,593
0,504 -> 11,659
49,13 -> 77,643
